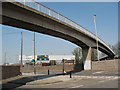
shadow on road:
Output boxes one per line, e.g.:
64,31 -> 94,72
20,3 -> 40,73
2,63 -> 84,89
2,70 -> 85,90
2,73 -> 63,89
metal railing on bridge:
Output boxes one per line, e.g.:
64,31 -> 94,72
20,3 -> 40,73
5,0 -> 114,54
20,0 -> 97,39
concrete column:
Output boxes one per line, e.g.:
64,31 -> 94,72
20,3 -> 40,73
82,47 -> 92,70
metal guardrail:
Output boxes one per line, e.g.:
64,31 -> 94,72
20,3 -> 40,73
22,0 -> 96,38
6,0 -> 115,54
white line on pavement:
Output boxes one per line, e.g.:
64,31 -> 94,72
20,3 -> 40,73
92,71 -> 104,74
99,80 -> 105,83
71,85 -> 84,88
61,85 -> 84,90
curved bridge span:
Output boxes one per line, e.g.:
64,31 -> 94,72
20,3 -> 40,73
1,0 -> 115,70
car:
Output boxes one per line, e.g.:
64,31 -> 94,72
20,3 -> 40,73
42,63 -> 50,66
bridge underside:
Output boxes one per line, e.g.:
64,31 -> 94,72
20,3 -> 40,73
1,2 -> 115,70
2,15 -> 89,48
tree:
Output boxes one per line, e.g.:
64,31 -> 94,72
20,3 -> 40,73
72,47 -> 82,64
72,47 -> 83,71
100,52 -> 106,57
50,60 -> 56,65
109,43 -> 120,58
106,43 -> 120,58
108,44 -> 117,56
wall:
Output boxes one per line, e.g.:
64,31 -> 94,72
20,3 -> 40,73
23,59 -> 119,73
92,59 -> 119,71
23,63 -> 84,73
23,64 -> 74,73
2,65 -> 20,79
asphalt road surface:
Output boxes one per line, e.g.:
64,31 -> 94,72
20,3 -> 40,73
28,77 -> 118,88
18,71 -> 119,89
19,76 -> 118,89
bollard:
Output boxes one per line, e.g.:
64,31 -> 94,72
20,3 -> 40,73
48,70 -> 49,75
63,69 -> 64,73
70,71 -> 72,78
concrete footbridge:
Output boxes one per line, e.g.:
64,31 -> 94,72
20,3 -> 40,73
1,0 -> 115,70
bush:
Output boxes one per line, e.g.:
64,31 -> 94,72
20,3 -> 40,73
50,60 -> 57,65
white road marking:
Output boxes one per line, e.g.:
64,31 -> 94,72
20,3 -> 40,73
71,85 -> 84,88
92,71 -> 104,74
73,75 -> 119,79
99,80 -> 105,83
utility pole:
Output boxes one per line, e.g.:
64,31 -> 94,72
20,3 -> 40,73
94,14 -> 99,61
5,52 -> 6,65
16,54 -> 18,64
33,32 -> 36,74
20,32 -> 23,75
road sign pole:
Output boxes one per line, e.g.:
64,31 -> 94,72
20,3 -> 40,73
63,59 -> 64,72
70,71 -> 72,78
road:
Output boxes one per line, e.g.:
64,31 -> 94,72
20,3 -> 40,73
18,71 -> 119,89
30,77 -> 118,88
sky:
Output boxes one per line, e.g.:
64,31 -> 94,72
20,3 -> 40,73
1,2 -> 118,64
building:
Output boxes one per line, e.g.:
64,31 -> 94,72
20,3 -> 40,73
49,55 -> 75,61
19,55 -> 75,64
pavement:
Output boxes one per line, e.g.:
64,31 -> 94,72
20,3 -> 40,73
2,72 -> 67,89
26,75 -> 70,85
30,77 -> 118,89
73,70 -> 118,76
1,70 -> 119,89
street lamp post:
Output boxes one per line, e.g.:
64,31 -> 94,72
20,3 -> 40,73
94,14 -> 99,61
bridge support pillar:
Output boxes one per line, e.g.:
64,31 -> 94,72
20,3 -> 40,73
82,47 -> 92,70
